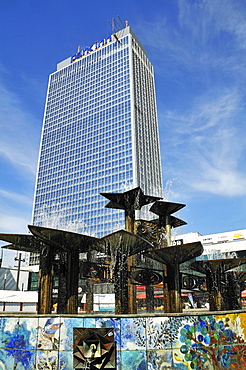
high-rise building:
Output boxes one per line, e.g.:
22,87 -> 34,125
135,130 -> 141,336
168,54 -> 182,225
32,24 -> 163,247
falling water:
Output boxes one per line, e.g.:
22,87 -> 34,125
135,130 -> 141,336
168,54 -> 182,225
120,180 -> 134,192
163,178 -> 178,201
34,203 -> 88,234
108,234 -> 124,274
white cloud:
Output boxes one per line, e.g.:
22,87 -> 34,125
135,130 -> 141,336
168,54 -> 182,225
177,0 -> 246,46
161,88 -> 246,196
0,68 -> 40,234
0,214 -> 30,234
191,160 -> 246,196
138,0 -> 246,83
0,189 -> 33,206
199,0 -> 246,50
168,89 -> 240,134
137,1 -> 246,199
0,79 -> 40,174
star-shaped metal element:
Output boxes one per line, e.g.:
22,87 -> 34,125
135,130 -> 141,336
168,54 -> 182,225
163,215 -> 187,228
144,241 -> 203,265
150,200 -> 186,217
28,225 -> 101,253
98,229 -> 153,258
0,225 -> 102,254
0,233 -> 43,253
101,186 -> 162,211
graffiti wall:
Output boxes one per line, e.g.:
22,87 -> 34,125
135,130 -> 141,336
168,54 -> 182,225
0,311 -> 245,369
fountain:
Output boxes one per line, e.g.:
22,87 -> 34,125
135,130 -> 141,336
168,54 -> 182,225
2,187 -> 246,315
1,187 -> 246,370
0,228 -> 100,314
100,187 -> 161,313
190,258 -> 246,311
142,200 -> 203,312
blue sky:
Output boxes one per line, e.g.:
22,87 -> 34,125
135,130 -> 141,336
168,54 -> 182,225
1,0 -> 246,245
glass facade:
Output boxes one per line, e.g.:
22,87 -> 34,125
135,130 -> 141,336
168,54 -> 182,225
32,26 -> 163,241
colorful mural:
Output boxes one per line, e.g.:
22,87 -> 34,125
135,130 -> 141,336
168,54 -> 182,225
0,312 -> 245,369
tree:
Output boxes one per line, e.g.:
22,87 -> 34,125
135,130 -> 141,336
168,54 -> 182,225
177,316 -> 246,370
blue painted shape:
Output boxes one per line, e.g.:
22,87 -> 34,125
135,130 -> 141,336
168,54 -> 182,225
0,348 -> 15,370
121,350 -> 147,370
17,317 -> 38,349
84,317 -> 96,328
147,349 -> 173,370
174,362 -> 189,370
37,316 -> 62,350
36,349 -> 59,369
59,350 -> 74,370
121,317 -> 146,350
2,320 -> 35,369
95,317 -> 121,347
60,317 -> 84,351
116,349 -> 121,369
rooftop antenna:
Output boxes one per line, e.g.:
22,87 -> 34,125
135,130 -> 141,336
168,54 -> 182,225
108,18 -> 117,33
112,18 -> 115,32
108,17 -> 122,44
117,15 -> 125,28
108,17 -> 124,33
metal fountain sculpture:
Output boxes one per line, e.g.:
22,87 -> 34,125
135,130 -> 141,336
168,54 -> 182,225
0,187 -> 202,314
0,228 -> 100,314
0,186 -> 245,314
100,187 -> 161,313
190,258 -> 246,311
144,200 -> 203,313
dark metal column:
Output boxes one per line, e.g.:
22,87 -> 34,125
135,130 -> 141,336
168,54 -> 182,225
149,201 -> 188,313
146,285 -> 155,312
38,246 -> 53,314
66,250 -> 79,314
145,241 -> 203,313
207,270 -> 223,311
85,251 -> 94,314
166,263 -> 182,313
126,208 -> 137,314
57,251 -> 67,314
162,265 -> 170,313
114,251 -> 129,314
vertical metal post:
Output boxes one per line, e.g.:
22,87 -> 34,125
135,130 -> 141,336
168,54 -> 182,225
165,215 -> 171,246
162,264 -> 170,313
57,252 -> 67,314
207,270 -> 222,311
126,208 -> 137,314
86,251 -> 94,314
38,246 -> 53,314
3,273 -> 7,290
66,250 -> 79,314
86,280 -> 94,314
146,285 -> 155,312
114,250 -> 129,314
15,253 -> 25,291
166,263 -> 182,313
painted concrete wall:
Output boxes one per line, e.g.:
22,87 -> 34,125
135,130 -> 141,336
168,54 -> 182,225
0,311 -> 245,369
